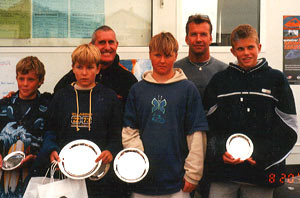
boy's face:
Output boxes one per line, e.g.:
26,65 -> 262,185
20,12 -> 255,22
150,50 -> 177,76
185,22 -> 212,56
16,71 -> 42,100
93,30 -> 118,67
231,37 -> 261,70
72,62 -> 100,89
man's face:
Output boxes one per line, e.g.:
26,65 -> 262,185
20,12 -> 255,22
185,22 -> 212,56
150,51 -> 177,76
231,37 -> 261,70
93,30 -> 118,66
72,62 -> 100,88
16,71 -> 42,100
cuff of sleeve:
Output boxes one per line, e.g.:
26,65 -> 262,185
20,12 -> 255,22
122,127 -> 144,151
184,174 -> 198,185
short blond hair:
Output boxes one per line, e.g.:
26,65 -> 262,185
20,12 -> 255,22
16,56 -> 45,83
71,44 -> 101,67
231,24 -> 259,48
149,32 -> 178,55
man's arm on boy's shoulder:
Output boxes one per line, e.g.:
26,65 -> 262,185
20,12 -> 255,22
2,91 -> 15,99
184,131 -> 207,187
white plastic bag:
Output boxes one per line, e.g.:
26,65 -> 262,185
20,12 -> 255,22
23,162 -> 58,198
23,176 -> 56,198
37,178 -> 88,198
23,161 -> 88,198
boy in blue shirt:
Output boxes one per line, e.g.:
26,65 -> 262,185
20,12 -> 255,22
122,32 -> 208,198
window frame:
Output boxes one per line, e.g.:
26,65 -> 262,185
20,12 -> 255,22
0,0 -> 265,53
176,0 -> 266,53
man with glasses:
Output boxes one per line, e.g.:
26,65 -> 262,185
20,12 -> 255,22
174,14 -> 227,98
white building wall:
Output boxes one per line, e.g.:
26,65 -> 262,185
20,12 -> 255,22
0,0 -> 299,164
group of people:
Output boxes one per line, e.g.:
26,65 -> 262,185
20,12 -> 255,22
0,14 -> 297,198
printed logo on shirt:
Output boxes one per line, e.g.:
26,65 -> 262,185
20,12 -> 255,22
71,112 -> 92,128
261,88 -> 271,94
151,96 -> 167,124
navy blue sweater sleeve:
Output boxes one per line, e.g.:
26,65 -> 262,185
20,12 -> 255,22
40,92 -> 61,158
106,95 -> 123,157
123,85 -> 139,129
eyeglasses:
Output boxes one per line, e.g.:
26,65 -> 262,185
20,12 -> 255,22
188,14 -> 210,21
199,14 -> 209,19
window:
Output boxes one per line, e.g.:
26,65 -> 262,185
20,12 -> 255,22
179,0 -> 261,46
0,0 -> 263,48
106,0 -> 152,46
0,0 -> 152,47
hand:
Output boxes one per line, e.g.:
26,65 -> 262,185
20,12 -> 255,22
223,152 -> 244,165
246,157 -> 256,166
116,95 -> 123,100
95,150 -> 113,164
50,151 -> 60,163
2,91 -> 15,99
0,154 -> 2,168
20,154 -> 37,167
182,178 -> 196,192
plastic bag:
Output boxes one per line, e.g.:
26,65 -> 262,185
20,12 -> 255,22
23,161 -> 88,198
37,178 -> 88,198
23,176 -> 56,198
23,162 -> 58,198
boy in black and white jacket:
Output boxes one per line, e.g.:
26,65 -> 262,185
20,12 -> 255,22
203,24 -> 297,198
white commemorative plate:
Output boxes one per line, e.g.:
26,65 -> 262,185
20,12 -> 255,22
58,139 -> 101,180
226,133 -> 254,160
114,148 -> 149,183
2,151 -> 25,171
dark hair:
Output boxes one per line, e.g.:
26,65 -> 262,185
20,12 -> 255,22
186,14 -> 212,35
